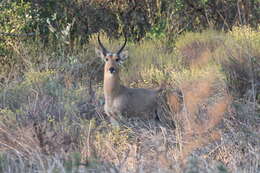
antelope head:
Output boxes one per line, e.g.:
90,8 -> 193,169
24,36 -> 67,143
95,35 -> 128,76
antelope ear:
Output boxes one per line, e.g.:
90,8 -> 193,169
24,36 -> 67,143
95,48 -> 105,60
118,50 -> 128,63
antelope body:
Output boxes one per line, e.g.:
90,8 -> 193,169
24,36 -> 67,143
96,36 -> 162,123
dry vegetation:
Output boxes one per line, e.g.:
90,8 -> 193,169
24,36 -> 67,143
0,26 -> 259,173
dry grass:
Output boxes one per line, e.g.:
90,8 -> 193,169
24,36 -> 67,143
0,124 -> 41,159
167,73 -> 230,164
0,28 -> 259,172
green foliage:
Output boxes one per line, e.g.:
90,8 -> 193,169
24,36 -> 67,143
0,1 -> 34,60
146,20 -> 166,39
0,0 -> 259,56
0,1 -> 35,34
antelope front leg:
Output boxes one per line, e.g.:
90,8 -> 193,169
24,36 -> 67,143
110,111 -> 126,126
106,111 -> 120,127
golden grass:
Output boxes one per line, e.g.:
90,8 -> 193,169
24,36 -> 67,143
168,71 -> 230,164
166,91 -> 182,115
176,130 -> 221,163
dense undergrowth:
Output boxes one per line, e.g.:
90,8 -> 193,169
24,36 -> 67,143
0,26 -> 259,172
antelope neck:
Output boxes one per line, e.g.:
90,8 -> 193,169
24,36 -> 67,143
104,72 -> 122,99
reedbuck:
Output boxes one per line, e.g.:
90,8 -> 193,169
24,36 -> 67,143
96,35 -> 163,124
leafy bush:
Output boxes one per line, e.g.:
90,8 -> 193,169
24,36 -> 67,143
0,1 -> 35,34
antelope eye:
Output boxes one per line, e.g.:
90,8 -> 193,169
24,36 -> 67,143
115,58 -> 119,62
105,58 -> 108,61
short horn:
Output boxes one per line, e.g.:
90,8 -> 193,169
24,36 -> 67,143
117,34 -> 127,55
98,34 -> 107,55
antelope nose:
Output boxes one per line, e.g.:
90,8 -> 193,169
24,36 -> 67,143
108,67 -> 116,73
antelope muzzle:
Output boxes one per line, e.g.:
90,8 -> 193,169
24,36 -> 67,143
108,67 -> 116,74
